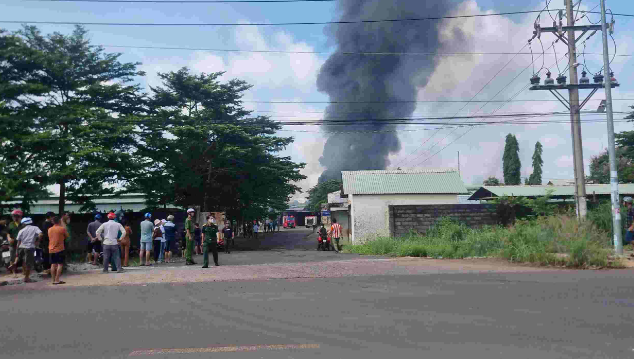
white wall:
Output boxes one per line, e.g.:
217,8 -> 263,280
350,194 -> 458,244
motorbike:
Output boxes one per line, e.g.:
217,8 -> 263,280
33,247 -> 44,273
1,240 -> 11,269
317,234 -> 331,251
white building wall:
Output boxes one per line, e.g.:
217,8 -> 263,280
350,194 -> 458,244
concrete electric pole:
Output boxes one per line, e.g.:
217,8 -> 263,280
529,0 -> 618,220
600,0 -> 622,254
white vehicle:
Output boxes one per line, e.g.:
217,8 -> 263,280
305,216 -> 317,228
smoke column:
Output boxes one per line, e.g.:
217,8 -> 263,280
316,0 -> 464,182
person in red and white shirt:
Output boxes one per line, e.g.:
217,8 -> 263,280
329,218 -> 342,253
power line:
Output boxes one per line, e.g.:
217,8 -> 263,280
0,10 -> 595,27
100,44 -> 632,56
35,0 -> 332,2
241,99 -> 634,104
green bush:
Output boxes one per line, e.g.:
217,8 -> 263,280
344,215 -> 621,268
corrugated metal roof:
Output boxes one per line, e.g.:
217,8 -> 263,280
342,169 -> 467,195
471,184 -> 634,199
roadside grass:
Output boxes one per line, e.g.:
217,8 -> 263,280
344,216 -> 623,268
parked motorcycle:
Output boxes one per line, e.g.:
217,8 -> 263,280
317,235 -> 331,251
33,247 -> 43,273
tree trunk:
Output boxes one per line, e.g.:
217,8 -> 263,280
58,178 -> 66,215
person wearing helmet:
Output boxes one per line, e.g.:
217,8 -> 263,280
624,197 -> 634,246
8,217 -> 43,282
86,214 -> 103,266
139,213 -> 153,266
185,208 -> 196,265
96,212 -> 126,273
7,209 -> 24,276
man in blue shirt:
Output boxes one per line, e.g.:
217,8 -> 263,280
140,213 -> 153,266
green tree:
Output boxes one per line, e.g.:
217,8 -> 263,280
588,146 -> 634,183
135,67 -> 305,224
0,30 -> 51,213
6,26 -> 145,213
527,141 -> 543,185
502,134 -> 521,185
305,179 -> 342,212
483,176 -> 500,186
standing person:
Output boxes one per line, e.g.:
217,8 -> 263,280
329,218 -> 342,253
185,208 -> 196,265
158,219 -> 167,263
201,215 -> 219,268
318,223 -> 328,250
163,215 -> 176,264
223,224 -> 233,254
624,197 -> 634,246
86,214 -> 102,266
152,219 -> 163,264
60,212 -> 72,268
7,209 -> 23,277
119,219 -> 132,267
9,217 -> 43,283
96,212 -> 125,273
253,221 -> 259,240
41,212 -> 55,273
48,216 -> 68,285
194,223 -> 202,255
140,213 -> 153,266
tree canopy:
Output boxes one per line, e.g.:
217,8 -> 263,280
134,67 -> 306,222
305,179 -> 342,212
502,134 -> 521,185
483,176 -> 500,186
1,25 -> 145,214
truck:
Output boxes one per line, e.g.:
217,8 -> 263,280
305,216 -> 317,228
283,216 -> 296,229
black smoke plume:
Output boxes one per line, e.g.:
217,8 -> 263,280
317,0 -> 463,182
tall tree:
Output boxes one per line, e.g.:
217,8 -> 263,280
305,179 -> 342,212
502,134 -> 521,185
0,30 -> 51,213
135,67 -> 305,223
527,141 -> 543,185
7,26 -> 145,213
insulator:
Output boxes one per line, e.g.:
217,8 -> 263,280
580,71 -> 590,84
610,71 -> 618,85
593,73 -> 604,84
530,74 -> 541,85
544,71 -> 555,85
556,74 -> 567,85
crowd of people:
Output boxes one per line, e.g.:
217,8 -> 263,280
0,207 -> 241,285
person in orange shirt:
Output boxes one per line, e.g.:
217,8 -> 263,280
48,216 -> 69,285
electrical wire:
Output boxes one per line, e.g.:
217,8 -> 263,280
0,9 -> 616,27
98,44 -> 630,56
35,0 -> 333,2
239,98 -> 634,105
553,41 -> 562,75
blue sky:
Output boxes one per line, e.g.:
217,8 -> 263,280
1,0 -> 632,200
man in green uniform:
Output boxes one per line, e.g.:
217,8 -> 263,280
201,215 -> 219,268
184,208 -> 196,265
7,209 -> 23,276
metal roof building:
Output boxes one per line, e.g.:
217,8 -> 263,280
468,184 -> 634,201
341,169 -> 468,195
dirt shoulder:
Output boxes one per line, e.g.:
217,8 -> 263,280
2,257 -> 574,290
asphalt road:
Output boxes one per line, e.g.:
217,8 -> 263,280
3,270 -> 634,359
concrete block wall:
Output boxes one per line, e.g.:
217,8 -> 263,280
388,204 -> 498,238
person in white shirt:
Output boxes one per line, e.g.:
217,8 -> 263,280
96,212 -> 125,273
11,217 -> 43,283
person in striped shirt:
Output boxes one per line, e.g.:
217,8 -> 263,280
329,218 -> 342,253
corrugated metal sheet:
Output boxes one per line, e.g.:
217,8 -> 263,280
479,184 -> 634,198
342,169 -> 467,195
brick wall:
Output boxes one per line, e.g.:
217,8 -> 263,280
388,204 -> 498,238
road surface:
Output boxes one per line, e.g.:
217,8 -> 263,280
2,228 -> 634,359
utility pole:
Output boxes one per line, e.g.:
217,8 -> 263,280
565,0 -> 587,220
457,151 -> 460,178
529,0 -> 618,220
600,0 -> 622,254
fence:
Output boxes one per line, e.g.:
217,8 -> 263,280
389,204 -> 499,238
